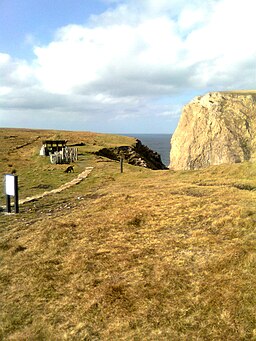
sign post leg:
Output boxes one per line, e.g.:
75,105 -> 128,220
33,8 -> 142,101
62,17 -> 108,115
14,176 -> 19,213
6,195 -> 11,213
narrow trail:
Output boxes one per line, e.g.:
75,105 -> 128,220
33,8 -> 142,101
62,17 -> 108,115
19,167 -> 93,205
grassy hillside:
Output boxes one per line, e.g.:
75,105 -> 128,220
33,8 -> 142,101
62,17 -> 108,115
0,128 -> 256,340
0,128 -> 134,202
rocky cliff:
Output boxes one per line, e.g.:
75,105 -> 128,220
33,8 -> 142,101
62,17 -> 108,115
96,139 -> 168,170
170,91 -> 256,170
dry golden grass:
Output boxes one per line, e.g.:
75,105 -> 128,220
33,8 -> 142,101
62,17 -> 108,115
221,90 -> 256,95
0,128 -> 256,340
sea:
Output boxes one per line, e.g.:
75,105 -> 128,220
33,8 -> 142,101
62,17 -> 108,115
124,134 -> 172,167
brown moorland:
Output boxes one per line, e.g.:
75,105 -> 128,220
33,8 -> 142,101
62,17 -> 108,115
0,128 -> 255,340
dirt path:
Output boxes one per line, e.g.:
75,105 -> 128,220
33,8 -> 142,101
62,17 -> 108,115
19,167 -> 93,205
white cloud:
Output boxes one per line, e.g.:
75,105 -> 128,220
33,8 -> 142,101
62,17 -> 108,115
0,86 -> 12,95
178,7 -> 207,31
0,53 -> 11,64
1,0 -> 256,132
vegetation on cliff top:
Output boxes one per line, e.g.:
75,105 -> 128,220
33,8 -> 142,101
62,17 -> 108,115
0,128 -> 256,340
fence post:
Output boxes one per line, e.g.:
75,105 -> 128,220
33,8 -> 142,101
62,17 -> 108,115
120,157 -> 124,173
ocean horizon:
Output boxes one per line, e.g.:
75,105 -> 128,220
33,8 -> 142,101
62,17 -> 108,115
122,133 -> 172,167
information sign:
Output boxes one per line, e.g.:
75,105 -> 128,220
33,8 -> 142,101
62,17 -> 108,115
4,174 -> 19,213
5,174 -> 15,196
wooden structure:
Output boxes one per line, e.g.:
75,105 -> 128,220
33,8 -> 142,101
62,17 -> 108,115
40,140 -> 78,164
50,147 -> 78,164
40,140 -> 67,156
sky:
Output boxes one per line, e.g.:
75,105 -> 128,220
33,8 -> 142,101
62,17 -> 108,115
0,0 -> 256,134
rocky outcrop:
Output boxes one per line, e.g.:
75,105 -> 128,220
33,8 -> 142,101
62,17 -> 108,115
96,139 -> 168,170
170,91 -> 256,170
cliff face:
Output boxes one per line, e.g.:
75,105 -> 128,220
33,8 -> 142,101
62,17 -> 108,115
96,139 -> 168,170
170,91 -> 256,170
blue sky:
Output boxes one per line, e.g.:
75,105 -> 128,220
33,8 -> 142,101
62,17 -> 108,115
0,0 -> 256,133
0,0 -> 108,60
